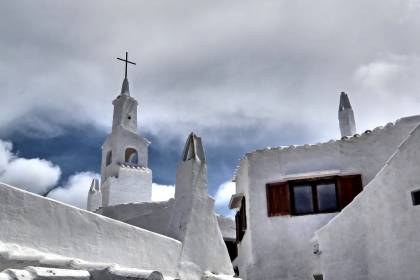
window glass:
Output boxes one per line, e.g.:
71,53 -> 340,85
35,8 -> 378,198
317,183 -> 337,212
293,185 -> 313,214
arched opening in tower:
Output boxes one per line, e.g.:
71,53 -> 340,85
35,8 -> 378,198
125,148 -> 139,165
106,151 -> 112,166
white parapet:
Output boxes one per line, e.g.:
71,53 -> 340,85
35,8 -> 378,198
0,183 -> 181,278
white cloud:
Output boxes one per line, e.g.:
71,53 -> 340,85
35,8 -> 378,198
0,139 -> 61,194
215,181 -> 236,207
48,172 -> 100,209
351,54 -> 420,130
152,183 -> 175,201
354,61 -> 402,92
214,181 -> 236,217
354,54 -> 420,95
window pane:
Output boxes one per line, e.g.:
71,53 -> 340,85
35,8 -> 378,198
317,183 -> 337,212
293,185 -> 313,214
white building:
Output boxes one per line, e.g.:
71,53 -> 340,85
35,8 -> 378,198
230,92 -> 420,280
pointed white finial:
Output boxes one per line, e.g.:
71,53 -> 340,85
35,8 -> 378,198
89,179 -> 100,193
339,91 -> 352,111
87,178 -> 102,211
338,91 -> 356,137
182,132 -> 206,163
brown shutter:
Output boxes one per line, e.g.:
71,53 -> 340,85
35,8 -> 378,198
337,175 -> 363,209
240,198 -> 247,230
235,212 -> 241,241
236,197 -> 246,242
266,182 -> 290,216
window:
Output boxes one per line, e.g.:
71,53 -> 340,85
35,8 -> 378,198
266,175 -> 363,216
106,151 -> 112,166
412,190 -> 420,206
235,197 -> 247,242
290,179 -> 338,215
125,148 -> 138,165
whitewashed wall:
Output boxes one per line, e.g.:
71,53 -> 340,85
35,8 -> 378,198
101,128 -> 150,183
98,199 -> 174,237
315,123 -> 420,280
217,216 -> 236,241
170,158 -> 234,280
234,116 -> 420,280
0,183 -> 181,278
101,166 -> 152,207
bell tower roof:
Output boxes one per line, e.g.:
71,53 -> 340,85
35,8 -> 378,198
121,77 -> 130,95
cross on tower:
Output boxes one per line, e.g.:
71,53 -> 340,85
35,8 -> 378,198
117,51 -> 136,79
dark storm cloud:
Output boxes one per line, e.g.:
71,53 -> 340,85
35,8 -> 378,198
1,0 -> 420,144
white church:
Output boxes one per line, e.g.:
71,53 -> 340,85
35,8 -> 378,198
0,54 -> 420,280
0,55 -> 236,280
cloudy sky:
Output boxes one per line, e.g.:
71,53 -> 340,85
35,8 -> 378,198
0,0 -> 420,216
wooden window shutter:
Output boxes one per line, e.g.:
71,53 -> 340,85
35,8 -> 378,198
337,175 -> 363,210
236,197 -> 246,242
240,198 -> 247,230
266,182 -> 290,216
235,213 -> 240,241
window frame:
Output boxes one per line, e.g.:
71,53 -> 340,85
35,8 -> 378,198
289,176 -> 339,216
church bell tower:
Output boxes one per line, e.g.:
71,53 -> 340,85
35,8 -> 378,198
89,52 -> 152,209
